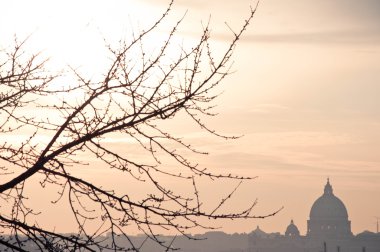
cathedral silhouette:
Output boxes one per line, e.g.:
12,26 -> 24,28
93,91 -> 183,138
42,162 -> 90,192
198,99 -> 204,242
248,179 -> 380,252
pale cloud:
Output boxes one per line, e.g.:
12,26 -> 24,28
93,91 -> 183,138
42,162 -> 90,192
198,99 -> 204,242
244,103 -> 290,114
142,0 -> 380,45
240,30 -> 380,45
246,131 -> 355,148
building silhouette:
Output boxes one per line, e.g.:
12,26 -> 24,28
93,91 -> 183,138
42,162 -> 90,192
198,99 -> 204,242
248,179 -> 380,252
285,219 -> 300,237
1,179 -> 378,251
307,178 -> 352,239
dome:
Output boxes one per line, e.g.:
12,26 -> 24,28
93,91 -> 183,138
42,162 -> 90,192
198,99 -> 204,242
250,226 -> 267,238
307,179 -> 352,238
309,179 -> 348,219
285,220 -> 300,237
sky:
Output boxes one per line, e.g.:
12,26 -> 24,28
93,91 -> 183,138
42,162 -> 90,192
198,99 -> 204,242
1,0 -> 380,236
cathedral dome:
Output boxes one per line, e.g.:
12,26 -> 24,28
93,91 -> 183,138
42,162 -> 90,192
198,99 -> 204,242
285,220 -> 300,237
250,226 -> 267,237
307,179 -> 352,238
309,179 -> 348,219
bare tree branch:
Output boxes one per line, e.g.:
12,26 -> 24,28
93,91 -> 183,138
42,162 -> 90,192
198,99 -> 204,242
0,2 -> 279,251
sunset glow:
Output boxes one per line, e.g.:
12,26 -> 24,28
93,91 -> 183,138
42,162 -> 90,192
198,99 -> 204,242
1,0 -> 380,242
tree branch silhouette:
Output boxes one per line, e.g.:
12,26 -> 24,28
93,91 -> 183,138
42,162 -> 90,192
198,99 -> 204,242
0,1 -> 278,251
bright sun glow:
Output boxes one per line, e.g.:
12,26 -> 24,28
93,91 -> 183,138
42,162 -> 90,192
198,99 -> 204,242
1,0 -> 181,73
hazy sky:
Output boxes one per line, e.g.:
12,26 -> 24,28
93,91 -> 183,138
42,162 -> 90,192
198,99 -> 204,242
1,0 -> 380,236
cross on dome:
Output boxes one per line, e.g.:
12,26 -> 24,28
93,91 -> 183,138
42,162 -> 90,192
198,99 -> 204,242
324,178 -> 333,195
